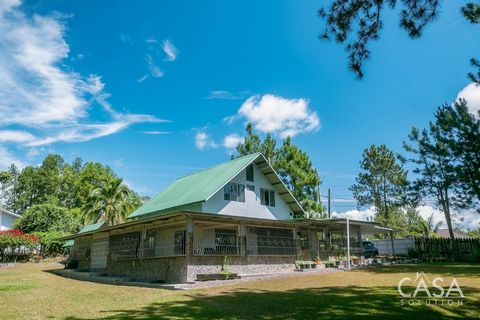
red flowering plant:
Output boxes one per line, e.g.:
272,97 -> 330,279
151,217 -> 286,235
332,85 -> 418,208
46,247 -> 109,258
0,229 -> 40,262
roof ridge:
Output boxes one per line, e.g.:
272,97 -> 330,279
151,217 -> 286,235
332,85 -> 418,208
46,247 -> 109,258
175,152 -> 261,180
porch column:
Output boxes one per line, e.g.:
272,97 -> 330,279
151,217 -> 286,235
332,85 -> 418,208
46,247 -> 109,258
139,225 -> 146,258
325,226 -> 331,251
294,225 -> 301,256
239,222 -> 246,256
346,218 -> 351,271
186,216 -> 194,257
308,227 -> 319,259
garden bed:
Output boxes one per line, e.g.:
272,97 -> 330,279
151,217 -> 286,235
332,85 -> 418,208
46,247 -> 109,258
196,273 -> 239,281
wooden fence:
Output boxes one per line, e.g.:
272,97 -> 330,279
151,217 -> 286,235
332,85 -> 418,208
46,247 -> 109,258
413,237 -> 480,261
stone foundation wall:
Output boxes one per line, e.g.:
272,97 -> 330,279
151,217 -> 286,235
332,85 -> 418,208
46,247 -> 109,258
107,256 -> 187,283
187,255 -> 295,282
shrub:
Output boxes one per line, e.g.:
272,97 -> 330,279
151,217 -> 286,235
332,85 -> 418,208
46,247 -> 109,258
33,231 -> 69,257
468,250 -> 480,263
0,229 -> 39,262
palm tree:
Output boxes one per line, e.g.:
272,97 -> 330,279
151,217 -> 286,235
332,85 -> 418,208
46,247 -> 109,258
82,178 -> 135,225
420,214 -> 443,237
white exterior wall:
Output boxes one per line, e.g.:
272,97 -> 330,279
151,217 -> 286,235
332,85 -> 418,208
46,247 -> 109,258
370,238 -> 415,255
0,210 -> 19,230
202,164 -> 292,220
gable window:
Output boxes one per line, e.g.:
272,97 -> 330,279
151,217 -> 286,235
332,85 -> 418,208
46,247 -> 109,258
246,164 -> 254,182
224,182 -> 245,202
260,188 -> 275,207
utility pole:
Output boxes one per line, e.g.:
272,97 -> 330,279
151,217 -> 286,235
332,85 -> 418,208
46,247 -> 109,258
327,188 -> 331,218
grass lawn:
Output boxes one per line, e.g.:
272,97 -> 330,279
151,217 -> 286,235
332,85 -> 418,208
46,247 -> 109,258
0,262 -> 479,319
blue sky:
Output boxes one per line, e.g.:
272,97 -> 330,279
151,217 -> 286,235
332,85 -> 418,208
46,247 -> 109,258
1,0 -> 479,224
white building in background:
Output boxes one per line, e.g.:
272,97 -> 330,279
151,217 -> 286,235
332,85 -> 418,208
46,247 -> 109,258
0,208 -> 20,230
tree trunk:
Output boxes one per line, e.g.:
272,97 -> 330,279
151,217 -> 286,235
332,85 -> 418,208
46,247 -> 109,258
440,187 -> 456,261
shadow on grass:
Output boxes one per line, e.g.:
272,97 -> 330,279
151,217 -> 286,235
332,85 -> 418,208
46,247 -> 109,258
64,285 -> 479,320
359,262 -> 480,278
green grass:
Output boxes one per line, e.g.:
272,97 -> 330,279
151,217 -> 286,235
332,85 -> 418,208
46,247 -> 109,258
0,262 -> 479,319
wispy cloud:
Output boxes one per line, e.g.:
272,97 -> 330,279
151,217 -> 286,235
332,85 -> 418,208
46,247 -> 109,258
120,33 -> 134,45
162,39 -> 178,62
139,38 -> 178,81
143,131 -> 171,135
137,74 -> 149,83
229,94 -> 320,138
207,90 -> 249,100
146,54 -> 164,78
195,131 -> 217,150
0,1 -> 165,150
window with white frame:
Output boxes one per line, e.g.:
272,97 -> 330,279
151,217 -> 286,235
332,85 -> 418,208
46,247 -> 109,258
224,182 -> 245,202
260,188 -> 275,207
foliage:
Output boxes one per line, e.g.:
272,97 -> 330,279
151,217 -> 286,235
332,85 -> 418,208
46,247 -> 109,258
319,1 -> 478,78
33,231 -> 69,257
234,123 -> 325,218
434,100 -> 480,211
14,204 -> 80,234
467,228 -> 480,238
1,154 -> 136,215
82,177 -> 137,225
350,144 -> 408,229
0,229 -> 39,262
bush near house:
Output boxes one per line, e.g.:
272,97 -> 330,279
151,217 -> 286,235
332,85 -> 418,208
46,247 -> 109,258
0,229 -> 39,262
33,231 -> 69,257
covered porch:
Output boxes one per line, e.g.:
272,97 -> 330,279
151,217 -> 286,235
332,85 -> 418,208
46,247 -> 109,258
296,218 -> 394,267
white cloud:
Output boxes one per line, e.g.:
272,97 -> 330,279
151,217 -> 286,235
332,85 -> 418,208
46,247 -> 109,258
162,39 -> 178,62
223,134 -> 243,150
457,83 -> 480,116
236,94 -> 320,138
195,132 -> 217,150
333,207 -> 376,222
0,146 -> 24,169
0,2 -> 164,149
333,205 -> 480,232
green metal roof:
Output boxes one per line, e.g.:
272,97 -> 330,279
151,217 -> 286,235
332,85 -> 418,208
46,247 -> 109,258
62,239 -> 74,247
128,153 -> 262,220
78,222 -> 105,234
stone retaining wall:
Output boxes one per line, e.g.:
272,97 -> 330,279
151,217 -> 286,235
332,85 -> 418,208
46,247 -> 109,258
106,256 -> 187,283
187,255 -> 295,282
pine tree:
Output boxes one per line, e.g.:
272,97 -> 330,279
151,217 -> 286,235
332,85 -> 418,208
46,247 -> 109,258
350,145 -> 408,250
404,125 -> 458,258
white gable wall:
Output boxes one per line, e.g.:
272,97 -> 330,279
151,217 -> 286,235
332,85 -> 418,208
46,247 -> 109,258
202,164 -> 292,220
0,210 -> 19,230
